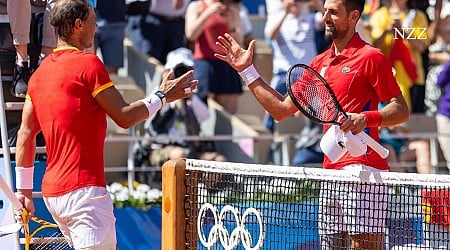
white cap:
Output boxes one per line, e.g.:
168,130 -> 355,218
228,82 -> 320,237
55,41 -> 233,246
320,125 -> 347,163
343,131 -> 367,157
165,47 -> 194,70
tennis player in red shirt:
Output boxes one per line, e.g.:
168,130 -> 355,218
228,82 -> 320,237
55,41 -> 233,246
13,0 -> 197,249
215,0 -> 409,249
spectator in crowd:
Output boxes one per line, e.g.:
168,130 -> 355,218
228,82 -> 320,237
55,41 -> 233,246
427,0 -> 444,46
232,0 -> 254,48
355,0 -> 376,44
263,0 -> 324,133
7,0 -> 56,98
141,0 -> 190,65
436,59 -> 450,173
133,48 -> 226,179
185,0 -> 243,114
370,0 -> 429,113
125,0 -> 150,53
380,122 -> 431,174
371,0 -> 434,175
94,0 -> 128,74
425,2 -> 450,116
379,122 -> 409,172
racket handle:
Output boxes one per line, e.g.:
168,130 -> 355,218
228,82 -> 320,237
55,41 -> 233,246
356,132 -> 390,159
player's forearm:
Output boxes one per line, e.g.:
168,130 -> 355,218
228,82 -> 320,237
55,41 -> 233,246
238,63 -> 295,121
379,95 -> 410,127
111,93 -> 165,129
15,131 -> 37,168
248,79 -> 295,121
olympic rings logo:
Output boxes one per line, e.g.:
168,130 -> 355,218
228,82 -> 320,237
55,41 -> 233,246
197,203 -> 264,250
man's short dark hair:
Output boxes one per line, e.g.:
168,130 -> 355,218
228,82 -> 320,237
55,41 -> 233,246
50,0 -> 91,40
342,0 -> 365,19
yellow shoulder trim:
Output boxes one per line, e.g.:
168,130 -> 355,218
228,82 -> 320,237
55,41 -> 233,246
92,81 -> 114,97
53,46 -> 79,52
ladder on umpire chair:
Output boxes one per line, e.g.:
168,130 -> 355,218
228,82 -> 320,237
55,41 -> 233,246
0,63 -> 49,250
0,7 -> 48,250
0,64 -> 24,250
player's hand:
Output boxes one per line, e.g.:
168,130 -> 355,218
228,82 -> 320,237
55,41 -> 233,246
159,69 -> 198,103
340,113 -> 367,134
215,33 -> 255,72
15,192 -> 34,224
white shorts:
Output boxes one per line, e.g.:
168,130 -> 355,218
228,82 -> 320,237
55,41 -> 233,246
318,164 -> 389,236
43,186 -> 117,249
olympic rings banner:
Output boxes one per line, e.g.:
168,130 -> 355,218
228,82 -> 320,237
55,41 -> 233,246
197,203 -> 265,250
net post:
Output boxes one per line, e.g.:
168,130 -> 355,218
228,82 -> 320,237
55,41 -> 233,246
162,159 -> 187,250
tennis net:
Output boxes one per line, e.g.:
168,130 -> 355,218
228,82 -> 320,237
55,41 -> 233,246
162,159 -> 450,250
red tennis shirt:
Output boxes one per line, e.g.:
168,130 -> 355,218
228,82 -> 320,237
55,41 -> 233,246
28,47 -> 114,196
309,33 -> 402,171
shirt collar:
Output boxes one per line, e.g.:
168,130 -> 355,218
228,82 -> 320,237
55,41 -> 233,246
330,33 -> 365,58
53,46 -> 79,52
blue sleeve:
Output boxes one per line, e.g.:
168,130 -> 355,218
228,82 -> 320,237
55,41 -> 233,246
436,61 -> 450,88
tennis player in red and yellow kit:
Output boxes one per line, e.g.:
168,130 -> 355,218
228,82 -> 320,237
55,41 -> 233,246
13,0 -> 197,249
214,0 -> 409,249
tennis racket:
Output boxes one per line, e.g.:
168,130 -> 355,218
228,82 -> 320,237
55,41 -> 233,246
0,174 -> 72,250
286,63 -> 389,159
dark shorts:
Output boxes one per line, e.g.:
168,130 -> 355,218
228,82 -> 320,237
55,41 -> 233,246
410,84 -> 425,113
94,21 -> 126,68
194,59 -> 243,100
140,13 -> 185,64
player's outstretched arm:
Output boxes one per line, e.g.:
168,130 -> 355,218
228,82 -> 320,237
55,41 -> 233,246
97,70 -> 198,129
214,33 -> 297,121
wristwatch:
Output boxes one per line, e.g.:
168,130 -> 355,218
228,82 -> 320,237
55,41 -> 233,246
154,90 -> 166,105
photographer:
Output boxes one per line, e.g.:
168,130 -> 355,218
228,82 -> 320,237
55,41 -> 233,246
134,48 -> 226,179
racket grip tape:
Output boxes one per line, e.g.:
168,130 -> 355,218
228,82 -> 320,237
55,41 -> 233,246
356,132 -> 390,159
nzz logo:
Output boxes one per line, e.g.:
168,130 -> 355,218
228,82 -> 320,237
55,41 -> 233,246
394,27 -> 428,40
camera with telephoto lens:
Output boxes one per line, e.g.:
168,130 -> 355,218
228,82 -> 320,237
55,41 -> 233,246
173,64 -> 193,78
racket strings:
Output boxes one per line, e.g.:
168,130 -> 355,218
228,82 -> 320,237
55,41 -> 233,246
27,231 -> 72,250
289,67 -> 339,122
22,217 -> 73,250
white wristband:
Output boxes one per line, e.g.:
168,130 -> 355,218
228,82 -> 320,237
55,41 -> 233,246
238,64 -> 260,86
15,166 -> 34,190
140,94 -> 163,118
